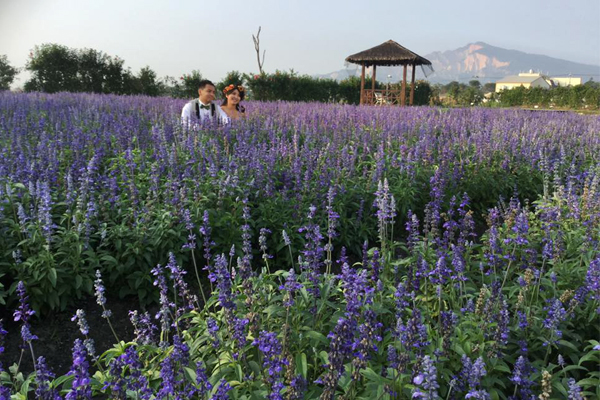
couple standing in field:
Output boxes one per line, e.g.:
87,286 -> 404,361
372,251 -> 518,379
181,80 -> 246,125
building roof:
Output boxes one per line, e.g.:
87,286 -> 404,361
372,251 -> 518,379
496,75 -> 544,84
345,40 -> 433,67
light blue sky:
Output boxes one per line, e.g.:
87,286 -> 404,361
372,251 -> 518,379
1,0 -> 599,87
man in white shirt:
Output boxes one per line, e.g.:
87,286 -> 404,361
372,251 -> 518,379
181,80 -> 229,125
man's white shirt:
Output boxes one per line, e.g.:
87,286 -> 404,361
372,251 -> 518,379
181,100 -> 229,125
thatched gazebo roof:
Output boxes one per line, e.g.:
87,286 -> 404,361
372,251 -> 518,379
345,40 -> 433,106
345,40 -> 432,67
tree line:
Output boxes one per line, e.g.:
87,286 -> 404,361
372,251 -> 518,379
432,79 -> 600,109
0,43 -> 433,104
1,43 -> 598,108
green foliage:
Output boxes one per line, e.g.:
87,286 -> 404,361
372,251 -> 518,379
494,84 -> 600,109
0,55 -> 18,91
166,70 -> 204,99
2,178 -> 599,398
244,70 -> 433,105
24,43 -> 162,96
216,70 -> 245,94
25,44 -> 80,93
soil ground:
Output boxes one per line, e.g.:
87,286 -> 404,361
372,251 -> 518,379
1,293 -> 157,377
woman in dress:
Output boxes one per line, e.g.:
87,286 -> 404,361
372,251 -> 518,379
221,84 -> 246,121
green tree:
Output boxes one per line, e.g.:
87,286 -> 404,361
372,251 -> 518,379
178,70 -> 204,99
458,86 -> 482,105
135,66 -> 160,96
77,48 -> 109,93
0,55 -> 18,90
25,44 -> 80,93
103,56 -> 127,95
446,81 -> 461,103
338,76 -> 362,104
482,82 -> 496,93
469,80 -> 481,89
217,71 -> 245,95
583,78 -> 600,89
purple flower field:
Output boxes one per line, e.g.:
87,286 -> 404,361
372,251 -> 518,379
0,91 -> 599,398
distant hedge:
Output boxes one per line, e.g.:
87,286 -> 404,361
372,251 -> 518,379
493,84 -> 600,109
243,70 -> 433,105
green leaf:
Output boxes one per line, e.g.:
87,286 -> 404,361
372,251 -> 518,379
360,367 -> 391,384
48,268 -> 57,287
559,339 -> 580,353
296,353 -> 308,378
577,378 -> 600,387
305,330 -> 328,346
249,361 -> 261,377
75,275 -> 83,289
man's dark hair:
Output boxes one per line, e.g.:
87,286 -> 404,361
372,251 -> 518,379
198,80 -> 215,90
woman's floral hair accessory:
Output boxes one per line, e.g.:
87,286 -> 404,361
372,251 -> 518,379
223,84 -> 244,94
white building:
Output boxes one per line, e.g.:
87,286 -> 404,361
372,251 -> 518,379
495,72 -> 551,92
549,76 -> 582,86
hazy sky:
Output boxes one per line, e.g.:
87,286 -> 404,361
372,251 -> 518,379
1,0 -> 599,87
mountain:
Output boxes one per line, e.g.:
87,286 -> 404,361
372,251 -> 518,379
318,42 -> 600,84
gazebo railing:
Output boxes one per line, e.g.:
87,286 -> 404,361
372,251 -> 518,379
362,89 -> 404,106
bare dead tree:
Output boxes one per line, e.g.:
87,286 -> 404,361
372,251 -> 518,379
252,26 -> 266,75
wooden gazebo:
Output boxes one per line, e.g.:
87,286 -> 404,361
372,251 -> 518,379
345,40 -> 433,106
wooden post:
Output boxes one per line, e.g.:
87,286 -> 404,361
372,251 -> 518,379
410,63 -> 416,105
360,65 -> 365,105
371,65 -> 377,90
401,64 -> 407,106
372,65 -> 377,100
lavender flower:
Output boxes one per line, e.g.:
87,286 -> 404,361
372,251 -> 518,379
94,269 -> 112,318
543,298 -> 567,344
0,386 -> 10,399
318,316 -> 356,400
412,356 -> 440,399
373,178 -> 396,243
230,316 -> 249,349
282,229 -> 291,247
210,379 -> 232,400
104,347 -> 152,399
239,200 -> 253,279
71,309 -> 89,336
509,356 -> 535,399
325,186 -> 340,263
157,335 -> 193,399
396,308 -> 429,351
298,205 -> 324,295
351,309 -> 382,379
586,256 -> 600,313
459,356 -> 489,399
406,209 -> 420,252
37,181 -> 54,245
151,264 -> 174,342
195,361 -> 213,396
14,282 -> 37,343
181,208 -> 196,250
280,269 -> 303,307
66,339 -> 92,400
14,281 -> 35,323
567,378 -> 584,400
34,356 -> 61,400
207,317 -> 220,348
129,310 -> 157,346
259,228 -> 273,261
339,263 -> 373,318
253,331 -> 287,399
0,320 -> 6,371
166,252 -> 197,313
208,254 -> 235,311
200,210 -> 215,266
